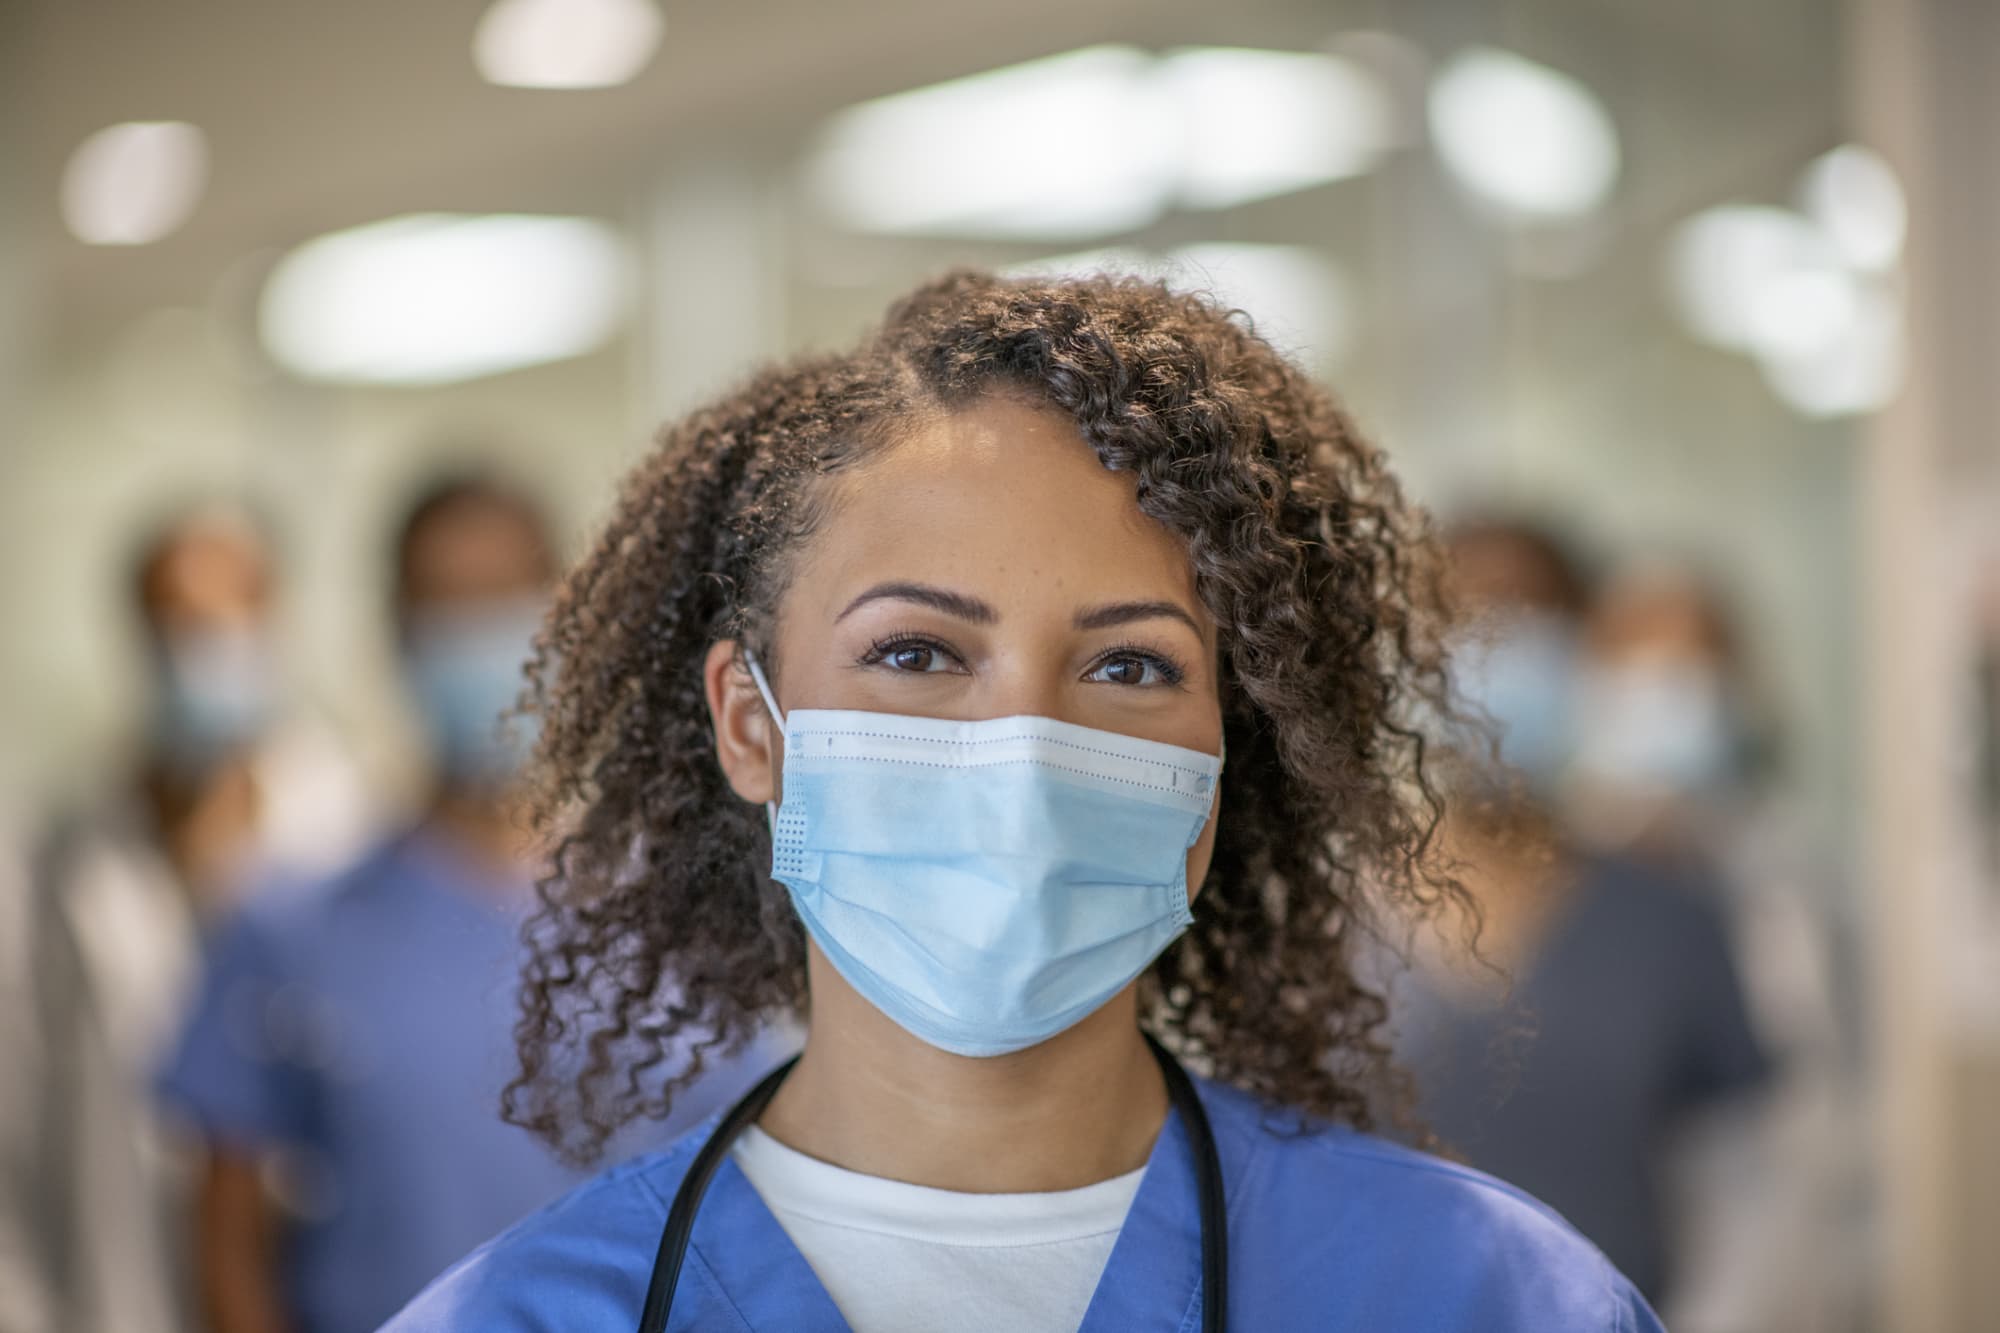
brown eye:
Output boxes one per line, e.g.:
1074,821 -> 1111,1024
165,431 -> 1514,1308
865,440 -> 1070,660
1101,656 -> 1147,685
860,634 -> 964,675
1087,651 -> 1180,687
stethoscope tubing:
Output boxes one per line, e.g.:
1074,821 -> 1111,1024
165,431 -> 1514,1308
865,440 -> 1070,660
636,1032 -> 1228,1333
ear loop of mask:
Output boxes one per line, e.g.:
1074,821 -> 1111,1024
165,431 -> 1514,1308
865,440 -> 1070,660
743,650 -> 784,828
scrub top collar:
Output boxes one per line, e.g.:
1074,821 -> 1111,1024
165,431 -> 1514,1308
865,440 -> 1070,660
677,1095 -> 1251,1332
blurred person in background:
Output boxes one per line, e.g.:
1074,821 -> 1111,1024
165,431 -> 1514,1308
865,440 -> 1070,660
0,501 -> 369,1333
157,475 -> 778,1333
1387,514 -> 1773,1312
1567,562 -> 1863,1332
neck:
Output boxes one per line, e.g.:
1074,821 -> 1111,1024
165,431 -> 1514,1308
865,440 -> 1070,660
758,949 -> 1169,1193
136,754 -> 261,908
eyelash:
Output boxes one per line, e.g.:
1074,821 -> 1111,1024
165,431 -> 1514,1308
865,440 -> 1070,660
857,631 -> 1187,687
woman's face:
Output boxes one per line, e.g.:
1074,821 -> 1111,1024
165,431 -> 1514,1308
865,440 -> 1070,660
708,395 -> 1224,900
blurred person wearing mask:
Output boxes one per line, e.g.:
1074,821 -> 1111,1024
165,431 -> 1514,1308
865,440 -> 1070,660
1568,564 -> 1861,1333
1,502 -> 367,1333
1384,515 -> 1772,1311
157,476 -> 778,1333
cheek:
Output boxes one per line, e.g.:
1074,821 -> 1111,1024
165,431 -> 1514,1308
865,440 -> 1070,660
1185,805 -> 1220,902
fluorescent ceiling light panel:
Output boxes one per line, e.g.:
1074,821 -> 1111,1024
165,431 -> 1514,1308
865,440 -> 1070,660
1168,243 -> 1351,364
1007,243 -> 1350,367
1760,284 -> 1903,418
1798,144 -> 1906,273
1667,205 -> 1856,358
1428,48 -> 1620,221
474,0 -> 663,89
1002,247 -> 1158,283
809,45 -> 1392,240
809,46 -> 1172,240
1160,48 -> 1392,209
1667,201 -> 1903,418
259,214 -> 627,385
61,121 -> 208,245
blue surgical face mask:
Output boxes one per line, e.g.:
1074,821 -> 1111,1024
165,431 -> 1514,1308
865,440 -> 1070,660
402,598 -> 544,786
1451,610 -> 1581,792
155,626 -> 274,773
1573,660 -> 1738,794
746,654 -> 1221,1058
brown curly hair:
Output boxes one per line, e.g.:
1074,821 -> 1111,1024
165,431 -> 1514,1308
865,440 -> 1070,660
504,269 -> 1467,1164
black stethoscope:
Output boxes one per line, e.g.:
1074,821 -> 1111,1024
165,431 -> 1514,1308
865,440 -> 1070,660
636,1033 -> 1228,1333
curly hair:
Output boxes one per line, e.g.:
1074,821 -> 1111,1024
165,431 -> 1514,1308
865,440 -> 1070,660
504,270 -> 1468,1164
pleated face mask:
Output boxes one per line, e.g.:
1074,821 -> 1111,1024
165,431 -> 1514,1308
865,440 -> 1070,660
746,654 -> 1222,1057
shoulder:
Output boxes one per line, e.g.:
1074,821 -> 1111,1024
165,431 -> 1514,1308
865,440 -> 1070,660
1203,1080 -> 1590,1246
381,1125 -> 706,1332
1199,1082 -> 1661,1331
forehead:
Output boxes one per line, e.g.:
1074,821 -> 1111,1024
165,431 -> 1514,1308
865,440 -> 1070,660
1447,532 -> 1580,616
141,516 -> 270,623
1590,572 -> 1729,661
400,496 -> 552,606
807,396 -> 1203,615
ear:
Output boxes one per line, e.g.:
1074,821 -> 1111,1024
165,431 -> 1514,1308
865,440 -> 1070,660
704,639 -> 780,805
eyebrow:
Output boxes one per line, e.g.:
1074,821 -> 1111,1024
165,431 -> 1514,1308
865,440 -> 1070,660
836,581 -> 999,624
1073,599 -> 1204,637
834,581 -> 1204,639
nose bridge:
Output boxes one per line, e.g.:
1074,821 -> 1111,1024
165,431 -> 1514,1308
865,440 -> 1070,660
981,622 -> 1075,724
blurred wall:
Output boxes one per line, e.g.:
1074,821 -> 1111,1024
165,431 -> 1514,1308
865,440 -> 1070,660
0,3 -> 32,801
1854,0 -> 2000,1328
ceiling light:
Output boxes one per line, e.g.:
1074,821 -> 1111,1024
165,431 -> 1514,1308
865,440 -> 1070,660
1007,244 -> 1350,367
473,0 -> 663,90
808,44 -> 1395,241
1003,248 -> 1158,283
1427,48 -> 1619,221
1158,47 -> 1393,209
1667,205 -> 1856,358
259,214 -> 627,385
808,46 -> 1172,240
1760,285 -> 1904,418
61,121 -> 208,246
1168,244 -> 1351,364
1798,144 -> 1906,272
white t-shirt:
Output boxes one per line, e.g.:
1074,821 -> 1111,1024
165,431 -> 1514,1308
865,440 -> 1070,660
731,1125 -> 1144,1333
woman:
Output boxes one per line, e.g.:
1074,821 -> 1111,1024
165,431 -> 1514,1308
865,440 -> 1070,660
387,273 -> 1661,1331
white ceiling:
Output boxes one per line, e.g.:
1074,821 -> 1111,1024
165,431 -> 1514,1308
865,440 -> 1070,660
7,0 -> 1841,357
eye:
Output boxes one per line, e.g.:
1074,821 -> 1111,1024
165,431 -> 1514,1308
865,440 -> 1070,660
1085,647 -> 1185,688
889,644 -> 941,673
860,634 -> 963,675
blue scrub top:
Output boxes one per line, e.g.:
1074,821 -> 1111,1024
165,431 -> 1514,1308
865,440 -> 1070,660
157,829 -> 780,1333
1392,853 -> 1770,1302
383,1074 -> 1662,1331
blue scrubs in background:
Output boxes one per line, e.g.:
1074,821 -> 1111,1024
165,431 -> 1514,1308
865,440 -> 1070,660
158,829 -> 776,1333
382,1076 -> 1662,1331
1391,853 -> 1771,1302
